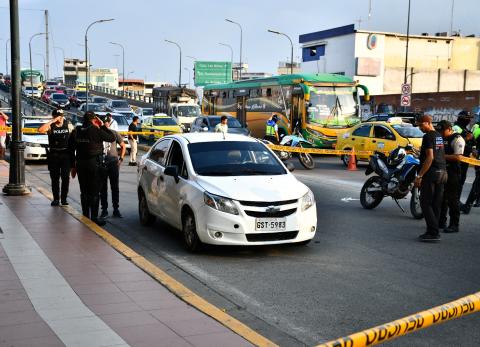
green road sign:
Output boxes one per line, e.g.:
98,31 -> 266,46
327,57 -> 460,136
194,61 -> 232,87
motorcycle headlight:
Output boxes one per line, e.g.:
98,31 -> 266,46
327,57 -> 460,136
301,189 -> 315,211
204,192 -> 239,215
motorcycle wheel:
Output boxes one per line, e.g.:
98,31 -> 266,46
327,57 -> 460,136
360,176 -> 384,209
410,187 -> 424,219
298,153 -> 315,170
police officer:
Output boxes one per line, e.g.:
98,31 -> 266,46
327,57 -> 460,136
437,120 -> 465,233
39,109 -> 73,206
415,115 -> 447,242
453,111 -> 473,195
69,112 -> 115,226
461,121 -> 480,213
264,114 -> 279,143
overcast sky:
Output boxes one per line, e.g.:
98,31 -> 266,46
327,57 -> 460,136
0,0 -> 478,84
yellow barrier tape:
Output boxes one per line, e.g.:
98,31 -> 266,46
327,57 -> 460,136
0,126 -> 163,136
317,291 -> 480,347
459,156 -> 480,167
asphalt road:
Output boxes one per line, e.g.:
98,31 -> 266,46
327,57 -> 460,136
22,153 -> 480,347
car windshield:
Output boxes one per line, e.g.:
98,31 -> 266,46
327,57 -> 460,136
76,91 -> 86,98
306,86 -> 359,128
177,105 -> 200,118
111,115 -> 129,126
65,89 -> 75,96
112,100 -> 129,108
119,112 -> 134,120
152,118 -> 177,126
86,104 -> 102,111
188,141 -> 286,176
26,87 -> 38,91
142,108 -> 154,116
392,124 -> 424,138
209,117 -> 242,128
52,94 -> 68,100
93,97 -> 107,103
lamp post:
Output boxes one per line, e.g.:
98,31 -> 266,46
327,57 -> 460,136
5,38 -> 10,75
184,67 -> 191,87
268,29 -> 294,75
403,0 -> 411,111
3,0 -> 30,195
219,42 -> 234,80
35,53 -> 46,78
225,19 -> 243,80
165,39 -> 182,87
29,33 -> 46,107
53,46 -> 64,79
109,41 -> 124,96
85,19 -> 114,111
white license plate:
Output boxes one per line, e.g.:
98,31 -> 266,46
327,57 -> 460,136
255,218 -> 286,231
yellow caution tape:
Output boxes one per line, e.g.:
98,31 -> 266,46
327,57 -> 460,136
459,156 -> 480,167
317,291 -> 480,347
0,126 -> 164,136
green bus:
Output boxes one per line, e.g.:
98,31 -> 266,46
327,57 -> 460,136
202,73 -> 369,148
21,69 -> 44,90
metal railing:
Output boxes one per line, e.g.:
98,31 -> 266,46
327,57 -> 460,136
90,85 -> 153,104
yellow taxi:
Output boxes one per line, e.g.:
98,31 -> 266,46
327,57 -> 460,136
141,114 -> 183,142
336,117 -> 423,166
75,84 -> 87,91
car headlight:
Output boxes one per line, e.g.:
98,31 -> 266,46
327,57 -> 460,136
204,192 -> 239,215
300,189 -> 315,211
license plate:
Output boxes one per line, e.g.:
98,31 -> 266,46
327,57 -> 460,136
255,218 -> 286,231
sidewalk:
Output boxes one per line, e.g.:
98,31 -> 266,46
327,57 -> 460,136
0,161 -> 253,347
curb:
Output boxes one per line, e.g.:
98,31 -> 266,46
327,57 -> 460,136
35,185 -> 277,347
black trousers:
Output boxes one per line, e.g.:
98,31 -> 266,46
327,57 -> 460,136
100,158 -> 120,211
76,157 -> 106,220
465,167 -> 480,205
420,171 -> 447,236
439,168 -> 460,228
48,150 -> 70,202
458,162 -> 469,196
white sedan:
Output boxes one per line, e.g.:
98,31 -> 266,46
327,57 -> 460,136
137,133 -> 317,251
23,119 -> 49,160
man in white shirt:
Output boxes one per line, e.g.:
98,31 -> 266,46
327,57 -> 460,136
215,116 -> 228,134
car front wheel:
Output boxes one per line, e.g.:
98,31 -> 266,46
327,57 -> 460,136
182,210 -> 202,252
138,189 -> 155,226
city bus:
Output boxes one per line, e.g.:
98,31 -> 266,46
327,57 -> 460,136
202,73 -> 369,148
20,69 -> 44,91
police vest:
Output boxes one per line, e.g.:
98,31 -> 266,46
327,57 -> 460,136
48,121 -> 70,150
74,125 -> 104,160
444,133 -> 462,172
265,120 -> 276,136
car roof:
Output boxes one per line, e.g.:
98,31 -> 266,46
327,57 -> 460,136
168,133 -> 257,144
152,115 -> 174,119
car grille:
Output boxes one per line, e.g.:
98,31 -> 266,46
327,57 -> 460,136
239,199 -> 297,207
246,231 -> 299,242
244,208 -> 297,218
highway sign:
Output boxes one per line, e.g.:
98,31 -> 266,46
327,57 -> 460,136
194,61 -> 232,87
400,95 -> 411,107
401,83 -> 411,95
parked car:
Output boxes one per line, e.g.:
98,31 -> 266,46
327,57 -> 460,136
70,90 -> 88,107
137,133 -> 317,251
191,115 -> 250,136
49,93 -> 70,109
22,118 -> 50,160
106,99 -> 132,113
141,115 -> 182,142
22,86 -> 41,98
365,112 -> 420,125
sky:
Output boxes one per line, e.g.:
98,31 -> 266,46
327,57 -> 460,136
0,0 -> 479,85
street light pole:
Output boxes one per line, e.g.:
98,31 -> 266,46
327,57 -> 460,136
403,0 -> 411,111
5,38 -> 10,75
184,67 -> 191,87
225,19 -> 243,80
29,33 -> 45,108
165,40 -> 182,87
53,46 -> 64,81
219,42 -> 234,80
268,29 -> 294,75
35,53 -> 46,78
3,0 -> 31,195
85,19 -> 114,111
109,41 -> 125,96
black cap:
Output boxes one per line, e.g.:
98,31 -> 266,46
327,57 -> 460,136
436,120 -> 452,131
83,111 -> 95,122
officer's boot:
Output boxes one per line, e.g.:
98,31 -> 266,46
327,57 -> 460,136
90,196 -> 106,226
80,194 -> 90,218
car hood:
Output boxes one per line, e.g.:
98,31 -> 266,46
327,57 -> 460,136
195,174 -> 308,202
23,134 -> 48,144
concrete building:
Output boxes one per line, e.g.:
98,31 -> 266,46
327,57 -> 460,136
90,68 -> 118,90
63,58 -> 87,87
119,79 -> 144,94
144,81 -> 171,97
277,61 -> 302,75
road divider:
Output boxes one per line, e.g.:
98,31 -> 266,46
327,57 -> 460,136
317,291 -> 480,347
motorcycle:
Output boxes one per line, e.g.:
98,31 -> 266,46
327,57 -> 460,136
273,125 -> 315,170
360,145 -> 423,219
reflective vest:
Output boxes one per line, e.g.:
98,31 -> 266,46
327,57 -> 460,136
265,120 -> 276,136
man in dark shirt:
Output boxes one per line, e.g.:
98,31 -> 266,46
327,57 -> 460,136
128,116 -> 140,166
415,115 -> 447,242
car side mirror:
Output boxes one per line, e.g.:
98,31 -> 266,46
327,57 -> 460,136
164,165 -> 179,183
286,162 -> 295,172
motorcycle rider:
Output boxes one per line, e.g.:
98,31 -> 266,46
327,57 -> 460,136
415,115 -> 447,242
264,114 -> 280,144
437,120 -> 465,233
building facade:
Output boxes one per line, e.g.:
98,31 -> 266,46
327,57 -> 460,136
90,68 -> 118,90
63,58 -> 87,87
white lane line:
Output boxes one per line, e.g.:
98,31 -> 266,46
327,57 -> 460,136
0,203 -> 129,347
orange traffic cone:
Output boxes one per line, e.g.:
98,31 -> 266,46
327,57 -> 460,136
347,148 -> 357,171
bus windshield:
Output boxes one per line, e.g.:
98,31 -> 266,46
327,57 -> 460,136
306,86 -> 358,128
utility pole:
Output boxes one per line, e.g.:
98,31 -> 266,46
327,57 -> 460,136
45,10 -> 49,80
403,0 -> 412,111
450,0 -> 455,36
3,0 -> 31,195
165,40 -> 182,87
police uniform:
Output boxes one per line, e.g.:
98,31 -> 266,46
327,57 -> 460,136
439,132 -> 465,232
69,117 -> 115,224
462,123 -> 480,212
264,119 -> 278,144
47,120 -> 72,204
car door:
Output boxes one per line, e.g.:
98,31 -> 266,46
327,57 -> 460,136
372,125 -> 397,153
162,140 -> 189,229
141,139 -> 172,217
350,124 -> 372,159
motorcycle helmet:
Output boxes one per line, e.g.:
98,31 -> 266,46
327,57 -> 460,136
388,147 -> 406,166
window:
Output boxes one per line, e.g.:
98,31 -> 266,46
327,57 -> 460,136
374,125 -> 395,140
302,45 -> 326,62
166,141 -> 188,179
149,139 -> 171,166
352,125 -> 371,137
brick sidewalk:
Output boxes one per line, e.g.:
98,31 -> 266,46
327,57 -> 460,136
0,161 -> 253,347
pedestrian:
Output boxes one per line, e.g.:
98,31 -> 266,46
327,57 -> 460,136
215,115 -> 228,134
100,114 -> 126,219
128,116 -> 139,166
437,120 -> 465,233
69,112 -> 115,226
264,114 -> 279,144
415,115 -> 448,242
453,111 -> 474,196
460,122 -> 480,214
0,111 -> 8,160
38,109 -> 74,206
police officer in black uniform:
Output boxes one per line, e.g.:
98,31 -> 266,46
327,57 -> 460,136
69,112 -> 115,226
437,120 -> 465,233
39,109 -> 73,206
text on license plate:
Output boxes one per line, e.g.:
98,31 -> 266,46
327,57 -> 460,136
255,218 -> 286,231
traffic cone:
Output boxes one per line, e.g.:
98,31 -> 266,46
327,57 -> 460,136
347,148 -> 357,171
